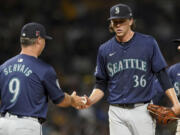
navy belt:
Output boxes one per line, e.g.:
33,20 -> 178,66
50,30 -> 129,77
111,101 -> 150,108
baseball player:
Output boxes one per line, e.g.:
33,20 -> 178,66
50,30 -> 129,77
0,22 -> 86,135
153,39 -> 180,135
82,3 -> 180,135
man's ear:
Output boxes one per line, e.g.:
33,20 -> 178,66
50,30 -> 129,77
36,37 -> 41,44
109,21 -> 114,33
110,20 -> 114,27
129,18 -> 134,26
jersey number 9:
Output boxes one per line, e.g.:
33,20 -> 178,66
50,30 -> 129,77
8,78 -> 20,103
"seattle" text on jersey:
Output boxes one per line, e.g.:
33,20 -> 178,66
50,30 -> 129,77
107,59 -> 147,76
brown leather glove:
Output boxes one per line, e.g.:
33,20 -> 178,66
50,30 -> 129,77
147,104 -> 179,125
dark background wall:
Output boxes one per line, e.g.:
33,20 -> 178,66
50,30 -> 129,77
0,0 -> 179,134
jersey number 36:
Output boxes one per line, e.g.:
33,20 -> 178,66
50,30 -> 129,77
133,75 -> 146,88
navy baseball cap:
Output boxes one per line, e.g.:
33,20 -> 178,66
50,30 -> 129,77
108,4 -> 133,20
172,39 -> 180,44
21,22 -> 52,40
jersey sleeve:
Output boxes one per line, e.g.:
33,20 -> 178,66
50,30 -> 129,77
94,47 -> 108,92
167,66 -> 174,81
43,67 -> 65,104
151,38 -> 167,72
167,66 -> 177,85
167,66 -> 180,96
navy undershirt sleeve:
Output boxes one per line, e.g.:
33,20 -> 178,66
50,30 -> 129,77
94,77 -> 107,91
155,68 -> 173,91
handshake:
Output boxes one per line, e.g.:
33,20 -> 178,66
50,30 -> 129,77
70,91 -> 91,109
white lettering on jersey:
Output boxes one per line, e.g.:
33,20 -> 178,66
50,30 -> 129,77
3,64 -> 32,77
107,59 -> 147,76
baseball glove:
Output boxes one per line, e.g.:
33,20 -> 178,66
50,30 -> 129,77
147,104 -> 179,125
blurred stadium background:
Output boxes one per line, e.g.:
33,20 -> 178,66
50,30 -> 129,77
0,0 -> 180,135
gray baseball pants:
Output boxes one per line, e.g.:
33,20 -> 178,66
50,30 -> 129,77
108,103 -> 155,135
176,120 -> 180,135
0,112 -> 42,135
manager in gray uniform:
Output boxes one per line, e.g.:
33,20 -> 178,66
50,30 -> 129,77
82,3 -> 180,135
0,22 -> 86,135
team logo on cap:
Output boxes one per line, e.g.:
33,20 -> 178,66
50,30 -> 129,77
115,7 -> 120,14
36,31 -> 40,37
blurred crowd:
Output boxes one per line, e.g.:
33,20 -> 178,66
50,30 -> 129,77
0,0 -> 180,134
